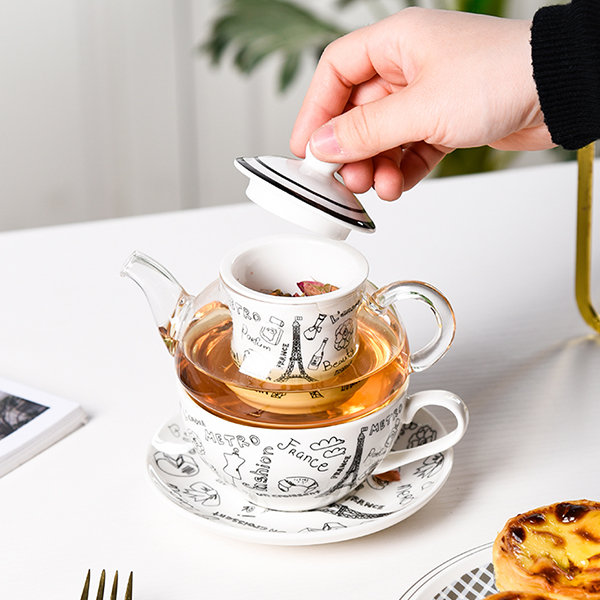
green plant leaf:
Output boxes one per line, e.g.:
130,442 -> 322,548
454,0 -> 507,17
435,147 -> 517,177
279,51 -> 302,91
202,0 -> 346,92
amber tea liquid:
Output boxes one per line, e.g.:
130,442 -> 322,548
174,303 -> 410,429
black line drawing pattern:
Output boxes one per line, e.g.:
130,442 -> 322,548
168,423 -> 182,438
399,421 -> 418,436
322,426 -> 367,496
259,326 -> 283,345
274,317 -> 316,382
166,480 -> 221,508
366,476 -> 391,490
333,319 -> 353,351
223,448 -> 245,480
269,316 -> 284,328
278,476 -> 319,494
303,313 -> 326,340
300,522 -> 347,533
229,300 -> 261,322
383,417 -> 402,450
259,314 -> 285,345
184,427 -> 205,456
308,337 -> 328,370
396,483 -> 415,506
0,393 -> 49,440
154,451 -> 199,477
408,425 -> 437,448
414,453 -> 444,479
318,503 -> 395,520
310,436 -> 346,458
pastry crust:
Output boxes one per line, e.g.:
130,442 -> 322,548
493,500 -> 600,600
486,594 -> 554,600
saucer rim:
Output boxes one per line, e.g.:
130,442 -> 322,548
146,408 -> 454,546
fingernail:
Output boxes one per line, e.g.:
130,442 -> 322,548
310,123 -> 342,156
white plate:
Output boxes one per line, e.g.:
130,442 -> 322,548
147,408 -> 454,545
400,543 -> 497,600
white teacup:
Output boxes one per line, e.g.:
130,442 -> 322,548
179,383 -> 468,511
219,234 -> 455,382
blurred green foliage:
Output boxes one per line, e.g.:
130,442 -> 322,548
202,0 -> 528,177
203,0 -> 345,92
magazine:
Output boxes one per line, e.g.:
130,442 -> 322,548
0,377 -> 87,477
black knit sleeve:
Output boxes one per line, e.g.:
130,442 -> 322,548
531,0 -> 600,150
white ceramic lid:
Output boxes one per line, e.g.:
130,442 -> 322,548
234,145 -> 376,240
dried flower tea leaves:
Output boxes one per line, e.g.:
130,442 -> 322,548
263,280 -> 339,297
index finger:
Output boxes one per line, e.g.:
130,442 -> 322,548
290,25 -> 380,157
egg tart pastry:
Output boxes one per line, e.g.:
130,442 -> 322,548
493,500 -> 600,599
486,594 -> 554,600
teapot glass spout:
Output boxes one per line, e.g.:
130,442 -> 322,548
121,251 -> 193,355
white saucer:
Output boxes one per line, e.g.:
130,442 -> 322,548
147,409 -> 454,546
399,543 -> 496,600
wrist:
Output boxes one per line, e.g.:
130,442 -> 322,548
531,0 -> 600,150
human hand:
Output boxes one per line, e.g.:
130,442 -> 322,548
290,7 -> 555,201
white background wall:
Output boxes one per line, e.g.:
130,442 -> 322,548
0,0 -> 549,231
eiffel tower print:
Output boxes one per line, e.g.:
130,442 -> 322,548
324,426 -> 368,495
275,317 -> 316,383
319,503 -> 394,520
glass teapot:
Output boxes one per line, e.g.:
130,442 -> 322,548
121,234 -> 455,428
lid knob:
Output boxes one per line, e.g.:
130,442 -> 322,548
300,143 -> 343,178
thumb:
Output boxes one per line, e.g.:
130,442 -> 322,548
309,88 -> 429,162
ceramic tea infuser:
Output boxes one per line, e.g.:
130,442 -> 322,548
234,144 -> 375,240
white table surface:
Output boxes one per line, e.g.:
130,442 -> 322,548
1,159 -> 599,600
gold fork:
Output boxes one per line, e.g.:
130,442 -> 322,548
80,570 -> 133,600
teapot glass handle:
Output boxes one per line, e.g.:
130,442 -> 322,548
369,281 -> 455,372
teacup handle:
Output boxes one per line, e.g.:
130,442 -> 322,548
375,390 -> 469,473
369,281 -> 455,372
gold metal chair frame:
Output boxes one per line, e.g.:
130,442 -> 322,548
576,142 -> 600,333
